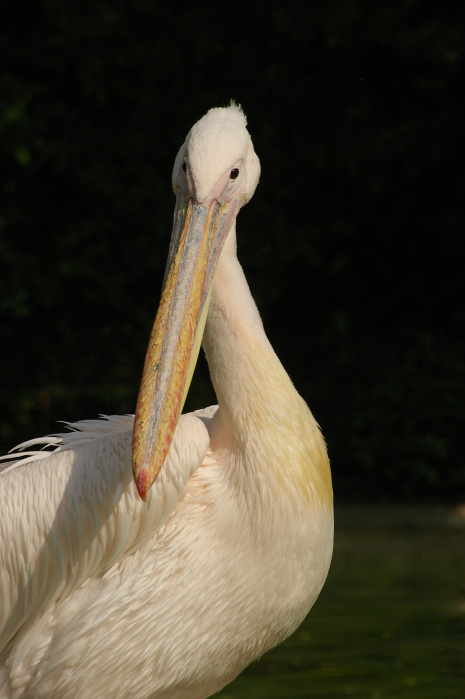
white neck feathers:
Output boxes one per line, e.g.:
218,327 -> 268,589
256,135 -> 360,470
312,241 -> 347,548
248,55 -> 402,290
202,226 -> 332,508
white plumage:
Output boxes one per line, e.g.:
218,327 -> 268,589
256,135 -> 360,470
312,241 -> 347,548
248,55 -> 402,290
0,104 -> 333,698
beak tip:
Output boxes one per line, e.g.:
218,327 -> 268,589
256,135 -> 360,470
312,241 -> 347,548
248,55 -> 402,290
135,468 -> 150,501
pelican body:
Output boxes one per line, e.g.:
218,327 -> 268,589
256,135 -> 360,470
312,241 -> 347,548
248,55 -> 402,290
0,105 -> 333,698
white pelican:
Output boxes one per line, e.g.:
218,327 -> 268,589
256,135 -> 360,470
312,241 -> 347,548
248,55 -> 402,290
0,104 -> 333,699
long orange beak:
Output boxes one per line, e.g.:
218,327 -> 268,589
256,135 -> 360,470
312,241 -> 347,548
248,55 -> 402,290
132,193 -> 241,499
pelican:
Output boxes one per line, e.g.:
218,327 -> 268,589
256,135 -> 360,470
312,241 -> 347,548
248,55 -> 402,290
0,104 -> 333,699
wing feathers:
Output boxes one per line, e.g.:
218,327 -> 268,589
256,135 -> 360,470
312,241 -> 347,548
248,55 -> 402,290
0,412 -> 211,655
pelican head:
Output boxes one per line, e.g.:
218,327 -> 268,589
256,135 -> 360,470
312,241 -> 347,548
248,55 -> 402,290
133,104 -> 261,499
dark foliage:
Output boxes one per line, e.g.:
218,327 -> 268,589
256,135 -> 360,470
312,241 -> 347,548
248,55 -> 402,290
1,0 -> 464,500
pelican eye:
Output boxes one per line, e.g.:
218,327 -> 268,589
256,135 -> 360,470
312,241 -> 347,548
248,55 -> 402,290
230,167 -> 239,180
182,161 -> 187,172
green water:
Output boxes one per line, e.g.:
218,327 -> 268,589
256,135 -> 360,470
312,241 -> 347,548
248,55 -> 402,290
218,506 -> 465,698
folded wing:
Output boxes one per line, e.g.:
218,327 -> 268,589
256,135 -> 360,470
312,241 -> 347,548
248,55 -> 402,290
0,412 -> 211,656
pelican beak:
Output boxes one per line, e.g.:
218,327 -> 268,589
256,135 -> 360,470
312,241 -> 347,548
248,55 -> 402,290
132,193 -> 241,499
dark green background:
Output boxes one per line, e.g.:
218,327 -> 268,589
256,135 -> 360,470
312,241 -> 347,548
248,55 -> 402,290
1,1 -> 463,500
